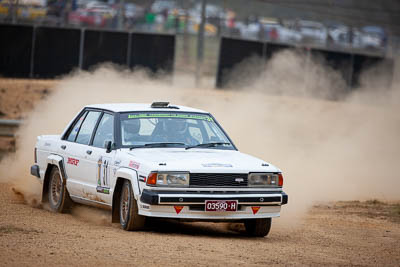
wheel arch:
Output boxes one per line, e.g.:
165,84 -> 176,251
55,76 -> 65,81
42,154 -> 67,203
111,168 -> 140,223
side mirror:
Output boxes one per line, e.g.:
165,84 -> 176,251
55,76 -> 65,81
104,140 -> 113,153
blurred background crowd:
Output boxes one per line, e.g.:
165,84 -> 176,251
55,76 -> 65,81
1,0 -> 398,56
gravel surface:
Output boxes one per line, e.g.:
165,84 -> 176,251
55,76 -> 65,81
1,183 -> 399,266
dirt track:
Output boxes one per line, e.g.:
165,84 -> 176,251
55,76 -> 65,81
0,183 -> 399,266
1,73 -> 400,266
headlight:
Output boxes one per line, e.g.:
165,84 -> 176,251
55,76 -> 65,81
146,172 -> 190,187
248,173 -> 283,187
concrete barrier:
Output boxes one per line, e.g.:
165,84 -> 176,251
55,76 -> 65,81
216,37 -> 393,92
0,23 -> 176,78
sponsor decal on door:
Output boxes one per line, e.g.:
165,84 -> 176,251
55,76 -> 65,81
67,157 -> 79,166
97,156 -> 111,194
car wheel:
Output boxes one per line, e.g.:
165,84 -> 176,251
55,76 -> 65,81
244,218 -> 271,237
119,180 -> 145,231
48,166 -> 72,213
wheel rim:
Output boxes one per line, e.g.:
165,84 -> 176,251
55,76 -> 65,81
50,171 -> 62,205
121,186 -> 129,223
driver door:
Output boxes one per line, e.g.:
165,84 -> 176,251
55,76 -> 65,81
85,112 -> 115,205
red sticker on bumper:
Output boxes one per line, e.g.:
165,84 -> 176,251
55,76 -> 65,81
174,206 -> 184,214
251,206 -> 260,215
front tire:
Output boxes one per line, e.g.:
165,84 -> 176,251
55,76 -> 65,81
48,166 -> 72,213
244,218 -> 272,237
119,180 -> 145,231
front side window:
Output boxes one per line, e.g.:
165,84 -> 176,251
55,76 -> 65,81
120,112 -> 233,149
66,111 -> 87,142
75,111 -> 101,145
92,113 -> 114,148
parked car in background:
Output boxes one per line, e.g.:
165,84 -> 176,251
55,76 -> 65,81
238,21 -> 261,40
298,20 -> 328,45
326,23 -> 351,47
151,0 -> 176,14
0,1 -> 47,20
360,26 -> 386,50
263,23 -> 302,43
124,3 -> 144,20
68,8 -> 108,27
85,1 -> 108,9
190,2 -> 225,20
86,2 -> 115,17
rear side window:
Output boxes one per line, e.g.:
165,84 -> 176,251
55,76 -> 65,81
75,111 -> 101,145
66,111 -> 87,142
92,113 -> 114,148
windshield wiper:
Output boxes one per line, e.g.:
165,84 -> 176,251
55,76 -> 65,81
130,142 -> 186,150
185,142 -> 231,150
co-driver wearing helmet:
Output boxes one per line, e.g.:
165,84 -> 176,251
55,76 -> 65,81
122,119 -> 141,145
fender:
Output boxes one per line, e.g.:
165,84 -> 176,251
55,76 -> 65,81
115,167 -> 140,199
46,154 -> 67,183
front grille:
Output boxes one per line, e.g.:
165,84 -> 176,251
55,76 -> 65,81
189,173 -> 248,187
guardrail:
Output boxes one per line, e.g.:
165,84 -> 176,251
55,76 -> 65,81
0,119 -> 22,137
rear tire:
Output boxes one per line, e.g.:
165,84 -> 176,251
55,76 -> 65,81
119,180 -> 145,231
244,218 -> 272,237
48,166 -> 72,213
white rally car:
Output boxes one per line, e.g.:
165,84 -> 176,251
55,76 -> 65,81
31,102 -> 288,237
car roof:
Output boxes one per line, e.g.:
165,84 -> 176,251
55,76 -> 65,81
85,103 -> 208,114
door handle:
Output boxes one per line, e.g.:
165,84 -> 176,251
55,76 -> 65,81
86,150 -> 92,155
61,145 -> 66,150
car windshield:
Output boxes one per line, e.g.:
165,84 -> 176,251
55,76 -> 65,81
120,112 -> 234,149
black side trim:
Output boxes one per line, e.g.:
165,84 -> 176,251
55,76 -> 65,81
140,189 -> 288,205
30,165 -> 40,178
145,190 -> 283,195
140,189 -> 159,205
282,192 -> 288,205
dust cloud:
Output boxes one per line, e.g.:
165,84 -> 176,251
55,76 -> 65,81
0,50 -> 399,226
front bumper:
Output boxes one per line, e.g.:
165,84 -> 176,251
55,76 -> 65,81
138,189 -> 288,220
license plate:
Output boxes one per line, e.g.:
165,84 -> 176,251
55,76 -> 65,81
205,200 -> 238,212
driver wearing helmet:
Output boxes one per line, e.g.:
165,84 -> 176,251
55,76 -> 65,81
160,118 -> 198,145
122,119 -> 141,144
